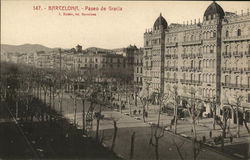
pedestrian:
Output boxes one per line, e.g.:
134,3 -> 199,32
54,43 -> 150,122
230,136 -> 233,143
209,130 -> 212,138
202,136 -> 206,143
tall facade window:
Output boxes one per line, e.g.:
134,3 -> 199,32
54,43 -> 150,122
236,76 -> 240,86
226,30 -> 229,37
225,75 -> 230,84
237,29 -> 241,36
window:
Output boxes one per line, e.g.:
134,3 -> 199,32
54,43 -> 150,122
225,75 -> 230,84
248,77 -> 250,88
95,58 -> 98,62
191,35 -> 194,41
248,93 -> 250,103
211,15 -> 214,20
226,30 -> 229,37
174,73 -> 177,80
95,64 -> 98,68
237,29 -> 241,36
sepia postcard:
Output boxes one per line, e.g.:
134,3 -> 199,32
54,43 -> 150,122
1,0 -> 250,159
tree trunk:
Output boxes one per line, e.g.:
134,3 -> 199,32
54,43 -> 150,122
111,120 -> 118,151
74,98 -> 77,126
96,118 -> 100,141
130,132 -> 135,160
155,138 -> 159,160
236,107 -> 240,138
193,138 -> 197,160
174,102 -> 178,134
213,112 -> 216,130
82,99 -> 85,134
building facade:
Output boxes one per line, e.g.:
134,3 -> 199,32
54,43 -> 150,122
143,2 -> 250,117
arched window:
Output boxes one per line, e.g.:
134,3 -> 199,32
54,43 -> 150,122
226,30 -> 229,37
191,73 -> 194,81
167,72 -> 170,78
191,60 -> 194,68
235,45 -> 239,53
225,45 -> 229,53
236,76 -> 239,86
237,29 -> 241,36
235,60 -> 239,68
225,60 -> 228,68
191,35 -> 194,41
225,75 -> 231,84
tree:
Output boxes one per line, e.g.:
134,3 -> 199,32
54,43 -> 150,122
183,88 -> 204,160
208,96 -> 218,130
233,95 -> 244,138
138,82 -> 151,122
149,124 -> 164,160
215,106 -> 231,150
167,85 -> 180,134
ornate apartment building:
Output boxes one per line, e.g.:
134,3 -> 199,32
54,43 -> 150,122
143,2 -> 250,116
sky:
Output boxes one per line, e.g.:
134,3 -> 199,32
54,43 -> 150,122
1,1 -> 250,49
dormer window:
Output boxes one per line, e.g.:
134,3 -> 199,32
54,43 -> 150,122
211,15 -> 214,20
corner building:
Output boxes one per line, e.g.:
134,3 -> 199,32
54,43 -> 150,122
143,2 -> 250,118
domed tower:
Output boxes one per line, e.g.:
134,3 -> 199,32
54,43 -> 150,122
153,13 -> 168,31
201,1 -> 225,104
203,1 -> 225,21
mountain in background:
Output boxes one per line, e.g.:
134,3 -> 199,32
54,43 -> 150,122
1,44 -> 60,54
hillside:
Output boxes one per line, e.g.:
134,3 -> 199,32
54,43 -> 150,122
1,44 -> 59,54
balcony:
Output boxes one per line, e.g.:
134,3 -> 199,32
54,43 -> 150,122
222,82 -> 250,90
233,51 -> 243,58
165,42 -> 177,47
180,79 -> 202,86
222,52 -> 231,58
245,51 -> 250,57
194,67 -> 202,72
172,54 -> 178,59
223,35 -> 250,42
222,67 -> 232,73
181,54 -> 188,59
165,54 -> 171,59
165,66 -> 178,71
189,53 -> 196,59
231,67 -> 243,73
181,40 -> 202,46
165,78 -> 178,83
144,45 -> 152,49
181,66 -> 188,71
244,68 -> 250,73
197,53 -> 203,58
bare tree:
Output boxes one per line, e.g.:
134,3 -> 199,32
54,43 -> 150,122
215,107 -> 231,150
183,88 -> 204,160
149,124 -> 164,160
233,95 -> 244,138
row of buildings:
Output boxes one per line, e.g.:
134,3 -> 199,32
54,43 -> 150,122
143,1 -> 250,120
1,45 -> 144,91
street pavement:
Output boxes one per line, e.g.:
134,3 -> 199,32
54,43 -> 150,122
51,93 -> 250,159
